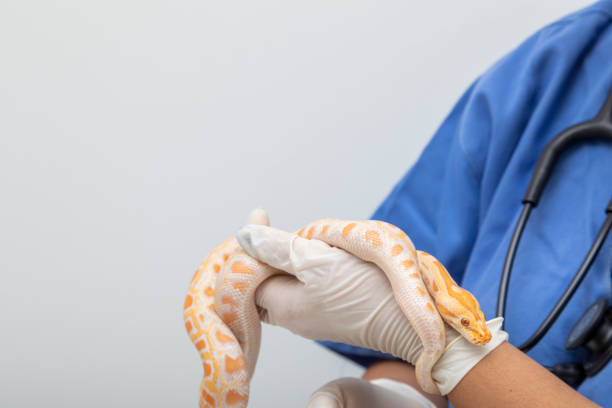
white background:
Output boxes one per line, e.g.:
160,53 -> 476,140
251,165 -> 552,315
0,0 -> 593,406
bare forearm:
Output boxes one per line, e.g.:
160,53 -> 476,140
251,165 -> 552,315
362,343 -> 599,408
449,342 -> 600,408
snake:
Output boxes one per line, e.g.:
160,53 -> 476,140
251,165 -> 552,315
183,216 -> 491,407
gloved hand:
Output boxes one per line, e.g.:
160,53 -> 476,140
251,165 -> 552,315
236,219 -> 424,366
306,377 -> 439,408
236,212 -> 508,395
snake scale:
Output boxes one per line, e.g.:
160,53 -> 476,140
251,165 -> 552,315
183,217 -> 491,407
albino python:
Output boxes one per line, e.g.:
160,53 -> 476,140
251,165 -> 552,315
183,218 -> 491,407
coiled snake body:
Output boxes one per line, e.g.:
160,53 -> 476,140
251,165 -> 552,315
183,219 -> 490,407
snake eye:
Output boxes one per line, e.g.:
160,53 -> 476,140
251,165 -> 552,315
461,318 -> 470,327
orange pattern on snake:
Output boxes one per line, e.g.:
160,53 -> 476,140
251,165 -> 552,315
184,219 -> 490,406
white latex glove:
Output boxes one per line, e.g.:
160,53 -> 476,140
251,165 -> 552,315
432,316 -> 507,395
306,377 -> 438,408
236,220 -> 508,395
236,222 -> 424,365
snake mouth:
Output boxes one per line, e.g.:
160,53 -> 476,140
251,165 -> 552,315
472,332 -> 492,345
463,324 -> 492,345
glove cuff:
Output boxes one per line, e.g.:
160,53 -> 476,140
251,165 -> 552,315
432,317 -> 508,395
369,378 -> 437,408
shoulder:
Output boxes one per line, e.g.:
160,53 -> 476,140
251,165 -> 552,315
456,2 -> 612,182
478,2 -> 612,92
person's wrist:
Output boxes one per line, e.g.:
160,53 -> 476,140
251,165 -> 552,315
432,317 -> 508,395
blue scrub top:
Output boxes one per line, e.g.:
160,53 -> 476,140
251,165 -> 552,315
319,1 -> 612,405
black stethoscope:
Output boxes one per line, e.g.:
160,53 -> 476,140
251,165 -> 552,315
496,86 -> 612,387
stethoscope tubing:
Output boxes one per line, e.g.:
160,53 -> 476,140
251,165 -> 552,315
496,86 -> 612,353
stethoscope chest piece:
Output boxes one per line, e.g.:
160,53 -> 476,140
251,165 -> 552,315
565,298 -> 612,377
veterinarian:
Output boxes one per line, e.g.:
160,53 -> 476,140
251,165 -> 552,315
237,1 -> 612,406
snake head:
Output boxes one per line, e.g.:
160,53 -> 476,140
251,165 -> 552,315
417,252 -> 492,345
455,304 -> 491,345
436,295 -> 491,345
